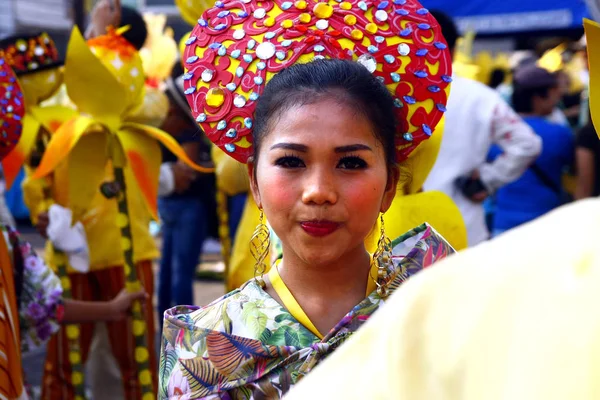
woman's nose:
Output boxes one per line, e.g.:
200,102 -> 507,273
301,168 -> 338,205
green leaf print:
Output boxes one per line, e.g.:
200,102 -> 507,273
159,346 -> 178,399
221,303 -> 233,334
259,328 -> 273,342
266,326 -> 314,347
242,302 -> 268,338
274,313 -> 296,324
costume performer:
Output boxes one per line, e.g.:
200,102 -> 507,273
159,0 -> 457,397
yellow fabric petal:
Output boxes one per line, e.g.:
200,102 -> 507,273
29,105 -> 78,135
175,0 -> 213,26
116,128 -> 161,220
212,145 -> 249,196
402,117 -> 444,195
32,116 -> 95,179
585,18 -> 600,139
68,131 -> 109,223
17,68 -> 63,107
1,113 -> 40,189
63,27 -> 126,130
121,122 -> 214,173
366,191 -> 467,252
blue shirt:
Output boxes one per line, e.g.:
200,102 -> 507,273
489,117 -> 574,231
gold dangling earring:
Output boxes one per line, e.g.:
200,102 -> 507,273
250,209 -> 270,288
371,214 -> 392,298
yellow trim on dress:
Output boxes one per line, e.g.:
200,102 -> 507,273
268,266 -> 324,339
268,263 -> 379,340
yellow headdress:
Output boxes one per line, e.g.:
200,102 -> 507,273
584,19 -> 600,138
33,27 -> 210,222
129,14 -> 179,127
175,0 -> 214,26
0,32 -> 75,189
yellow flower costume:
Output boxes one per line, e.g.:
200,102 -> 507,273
30,27 -> 211,399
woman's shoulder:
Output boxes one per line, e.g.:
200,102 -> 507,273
162,280 -> 292,342
391,223 -> 455,273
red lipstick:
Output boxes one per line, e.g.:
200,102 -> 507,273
300,221 -> 340,237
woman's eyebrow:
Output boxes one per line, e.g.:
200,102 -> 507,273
334,144 -> 373,153
270,143 -> 308,152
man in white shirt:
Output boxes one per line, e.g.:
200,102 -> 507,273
424,11 -> 542,246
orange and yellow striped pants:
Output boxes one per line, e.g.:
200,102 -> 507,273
41,261 -> 157,400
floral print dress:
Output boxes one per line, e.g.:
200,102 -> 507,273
160,224 -> 454,399
4,224 -> 64,351
0,225 -> 63,398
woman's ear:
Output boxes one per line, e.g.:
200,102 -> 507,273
381,166 -> 399,213
247,159 -> 262,209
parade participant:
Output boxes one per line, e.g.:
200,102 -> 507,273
490,65 -> 574,236
0,52 -> 145,400
24,26 -> 208,398
159,0 -> 455,397
158,70 -> 215,323
424,10 -> 542,246
19,28 -> 159,400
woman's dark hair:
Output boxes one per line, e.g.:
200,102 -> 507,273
512,84 -> 551,114
120,6 -> 148,50
488,68 -> 506,89
430,10 -> 458,53
252,59 -> 398,167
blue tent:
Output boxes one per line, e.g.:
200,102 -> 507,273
423,0 -> 589,34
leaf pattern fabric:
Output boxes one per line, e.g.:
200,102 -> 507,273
160,224 -> 454,399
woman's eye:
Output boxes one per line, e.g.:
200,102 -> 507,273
275,156 -> 305,169
338,156 -> 367,170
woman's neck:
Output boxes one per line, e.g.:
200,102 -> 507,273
273,244 -> 372,336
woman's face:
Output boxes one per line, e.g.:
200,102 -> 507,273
249,97 -> 398,267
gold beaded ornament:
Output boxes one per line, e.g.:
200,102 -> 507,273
182,0 -> 452,164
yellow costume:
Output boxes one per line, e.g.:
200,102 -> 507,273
29,26 -> 208,399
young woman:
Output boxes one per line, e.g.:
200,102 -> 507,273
160,0 -> 454,397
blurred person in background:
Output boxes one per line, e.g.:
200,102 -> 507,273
424,10 -> 541,246
157,71 -> 215,323
575,115 -> 600,199
30,3 -> 156,399
490,65 -> 574,236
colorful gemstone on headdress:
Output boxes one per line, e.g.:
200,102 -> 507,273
234,95 -> 247,108
206,87 -> 225,108
201,69 -> 215,82
0,32 -> 62,76
422,124 -> 432,136
226,128 -> 237,138
182,0 -> 452,164
0,60 -> 24,159
233,29 -> 246,40
357,54 -> 377,73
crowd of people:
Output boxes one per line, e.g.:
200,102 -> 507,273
0,0 -> 599,399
